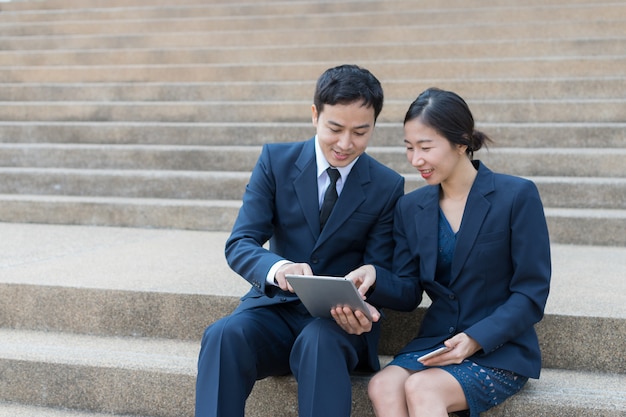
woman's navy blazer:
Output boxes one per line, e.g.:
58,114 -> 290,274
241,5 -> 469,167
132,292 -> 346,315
369,161 -> 551,378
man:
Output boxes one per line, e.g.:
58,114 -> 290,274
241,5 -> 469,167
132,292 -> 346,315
195,64 -> 404,417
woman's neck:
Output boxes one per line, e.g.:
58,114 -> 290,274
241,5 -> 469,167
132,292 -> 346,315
440,158 -> 478,202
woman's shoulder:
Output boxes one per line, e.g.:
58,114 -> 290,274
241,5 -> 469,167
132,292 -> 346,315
492,172 -> 539,196
478,161 -> 538,193
398,184 -> 437,208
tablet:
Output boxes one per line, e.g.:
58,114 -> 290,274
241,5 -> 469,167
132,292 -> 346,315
285,274 -> 373,321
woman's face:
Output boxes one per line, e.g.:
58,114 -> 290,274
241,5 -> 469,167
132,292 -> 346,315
404,118 -> 466,185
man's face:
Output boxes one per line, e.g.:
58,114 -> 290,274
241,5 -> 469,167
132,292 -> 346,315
312,101 -> 376,167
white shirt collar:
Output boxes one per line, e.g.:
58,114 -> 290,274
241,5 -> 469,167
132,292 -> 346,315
314,135 -> 359,182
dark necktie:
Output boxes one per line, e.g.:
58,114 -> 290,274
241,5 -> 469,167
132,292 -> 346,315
319,167 -> 340,230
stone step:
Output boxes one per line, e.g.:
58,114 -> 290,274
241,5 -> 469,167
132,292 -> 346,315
0,98 -> 624,123
1,17 -> 623,51
0,168 -> 622,209
1,121 -> 624,148
3,38 -> 625,66
0,330 -> 626,417
1,223 -> 623,368
2,57 -> 624,83
1,144 -> 625,178
0,222 -> 624,416
0,0 -> 608,11
1,77 -> 625,101
0,194 -> 239,231
2,2 -> 623,33
0,328 -> 623,417
4,10 -> 624,38
0,195 -> 624,245
1,0 -> 622,414
2,280 -> 624,374
0,401 -> 146,417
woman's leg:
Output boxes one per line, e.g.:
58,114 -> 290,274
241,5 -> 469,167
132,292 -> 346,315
404,368 -> 467,417
368,365 -> 412,417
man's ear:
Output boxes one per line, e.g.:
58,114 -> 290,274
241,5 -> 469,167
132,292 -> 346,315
311,104 -> 319,125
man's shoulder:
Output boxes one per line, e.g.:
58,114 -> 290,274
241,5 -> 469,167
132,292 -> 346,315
263,139 -> 309,152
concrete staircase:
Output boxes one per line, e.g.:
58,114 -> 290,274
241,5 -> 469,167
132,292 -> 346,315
0,0 -> 624,416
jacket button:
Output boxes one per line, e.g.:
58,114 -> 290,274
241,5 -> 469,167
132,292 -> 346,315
449,327 -> 455,333
311,258 -> 319,264
448,294 -> 455,300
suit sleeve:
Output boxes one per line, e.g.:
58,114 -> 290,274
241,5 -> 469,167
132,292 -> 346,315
361,174 -> 405,270
224,145 -> 284,295
464,180 -> 551,353
368,198 -> 424,311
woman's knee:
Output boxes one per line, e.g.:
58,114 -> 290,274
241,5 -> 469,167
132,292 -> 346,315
368,371 -> 388,402
368,367 -> 406,405
404,369 -> 466,412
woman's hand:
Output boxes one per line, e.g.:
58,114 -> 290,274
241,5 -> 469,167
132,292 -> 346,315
418,333 -> 482,366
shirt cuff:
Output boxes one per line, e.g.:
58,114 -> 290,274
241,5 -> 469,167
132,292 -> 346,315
266,260 -> 293,286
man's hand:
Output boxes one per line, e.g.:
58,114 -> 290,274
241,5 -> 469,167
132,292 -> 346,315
331,303 -> 380,335
274,263 -> 313,292
344,264 -> 377,297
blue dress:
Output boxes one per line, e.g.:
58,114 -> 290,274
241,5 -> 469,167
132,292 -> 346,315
387,209 -> 527,416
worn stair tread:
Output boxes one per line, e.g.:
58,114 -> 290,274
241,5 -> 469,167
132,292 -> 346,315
0,98 -> 623,124
0,328 -> 624,417
2,39 -> 625,66
0,222 -> 624,319
0,401 -> 142,417
2,78 -> 625,101
0,328 -> 197,374
1,143 -> 624,177
1,120 -> 624,148
2,58 -> 625,84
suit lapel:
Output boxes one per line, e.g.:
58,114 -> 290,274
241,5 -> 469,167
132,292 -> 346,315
450,162 -> 494,283
293,140 -> 320,238
317,154 -> 370,242
415,186 -> 440,282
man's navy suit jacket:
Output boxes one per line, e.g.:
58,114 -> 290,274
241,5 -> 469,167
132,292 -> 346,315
225,137 -> 405,369
369,161 -> 551,379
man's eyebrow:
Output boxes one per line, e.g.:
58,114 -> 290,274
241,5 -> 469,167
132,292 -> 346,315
327,120 -> 371,129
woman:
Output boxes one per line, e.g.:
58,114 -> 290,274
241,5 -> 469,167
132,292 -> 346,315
336,88 -> 551,416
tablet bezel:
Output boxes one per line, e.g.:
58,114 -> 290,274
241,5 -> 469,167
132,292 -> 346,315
285,274 -> 373,321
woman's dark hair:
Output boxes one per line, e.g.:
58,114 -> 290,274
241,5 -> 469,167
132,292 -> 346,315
404,87 -> 492,158
314,64 -> 384,122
